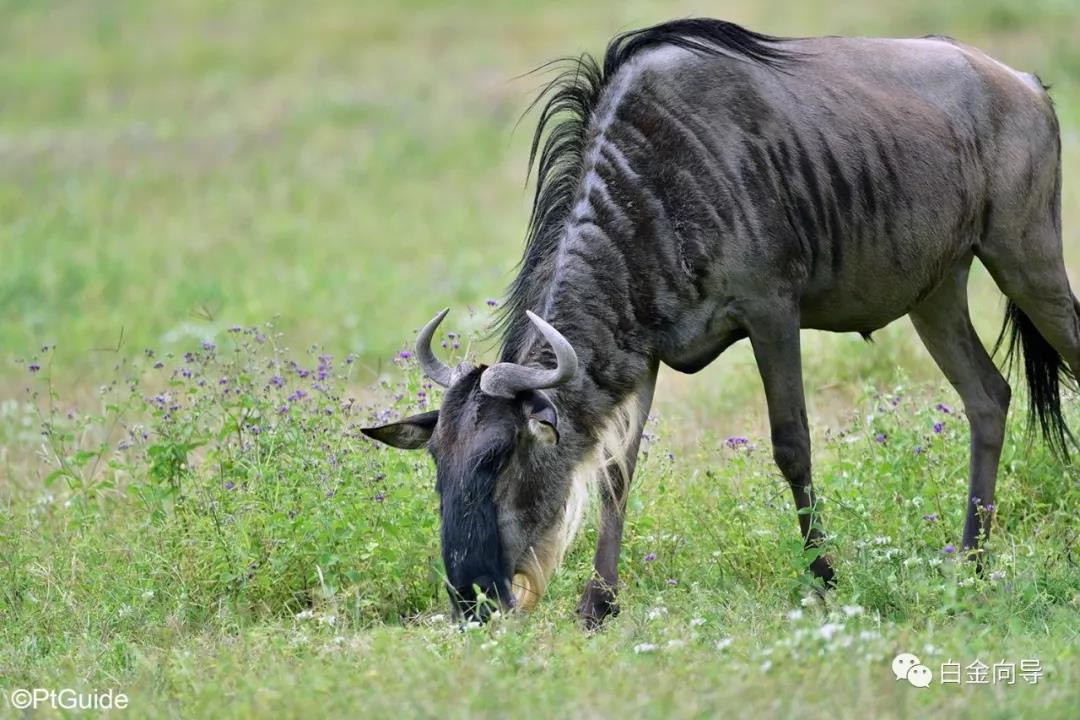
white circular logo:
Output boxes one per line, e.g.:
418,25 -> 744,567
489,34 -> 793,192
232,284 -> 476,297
892,653 -> 933,688
10,689 -> 33,709
891,653 -> 921,680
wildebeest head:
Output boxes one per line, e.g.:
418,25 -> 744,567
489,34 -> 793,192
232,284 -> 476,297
362,309 -> 580,621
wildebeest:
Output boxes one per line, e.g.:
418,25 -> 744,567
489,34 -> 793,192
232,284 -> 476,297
362,19 -> 1072,626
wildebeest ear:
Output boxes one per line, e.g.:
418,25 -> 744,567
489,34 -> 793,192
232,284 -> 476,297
520,390 -> 559,446
361,411 -> 439,449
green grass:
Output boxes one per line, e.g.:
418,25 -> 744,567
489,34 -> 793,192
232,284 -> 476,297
2,1 -> 1080,717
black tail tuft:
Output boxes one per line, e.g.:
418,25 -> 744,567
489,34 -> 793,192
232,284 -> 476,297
994,300 -> 1076,459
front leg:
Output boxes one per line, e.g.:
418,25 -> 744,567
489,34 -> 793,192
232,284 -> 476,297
577,365 -> 657,629
747,311 -> 835,588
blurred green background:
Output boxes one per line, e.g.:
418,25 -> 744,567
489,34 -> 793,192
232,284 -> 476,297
3,1 -> 1078,414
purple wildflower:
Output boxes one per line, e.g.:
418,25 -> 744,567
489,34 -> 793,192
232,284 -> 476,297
875,432 -> 887,444
936,403 -> 953,414
277,404 -> 290,415
726,436 -> 749,449
288,390 -> 307,403
486,298 -> 499,307
398,350 -> 413,360
374,492 -> 385,502
224,481 -> 236,491
933,421 -> 944,434
984,503 -> 995,512
666,579 -> 678,586
219,377 -> 228,385
28,363 -> 40,373
914,445 -> 924,455
202,341 -> 215,352
922,513 -> 938,523
644,552 -> 657,562
184,352 -> 195,363
943,544 -> 957,555
181,368 -> 192,378
154,362 -> 164,369
229,325 -> 242,333
269,375 -> 284,387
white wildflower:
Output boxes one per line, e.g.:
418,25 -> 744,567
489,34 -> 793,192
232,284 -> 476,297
633,643 -> 658,654
646,606 -> 668,621
818,622 -> 844,640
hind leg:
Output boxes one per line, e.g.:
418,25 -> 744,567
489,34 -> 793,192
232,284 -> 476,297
979,220 -> 1080,377
909,259 -> 1011,559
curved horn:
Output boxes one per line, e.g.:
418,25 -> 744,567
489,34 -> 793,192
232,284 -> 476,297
416,308 -> 453,387
480,310 -> 579,398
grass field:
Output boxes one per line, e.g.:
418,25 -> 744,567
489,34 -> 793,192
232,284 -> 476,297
2,1 -> 1079,717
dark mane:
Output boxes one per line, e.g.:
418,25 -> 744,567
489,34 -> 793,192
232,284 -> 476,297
497,19 -> 793,360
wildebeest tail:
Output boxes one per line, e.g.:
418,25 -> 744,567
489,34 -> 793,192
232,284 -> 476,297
994,300 -> 1077,459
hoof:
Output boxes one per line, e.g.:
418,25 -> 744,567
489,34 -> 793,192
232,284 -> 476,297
810,554 -> 836,590
576,578 -> 619,630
